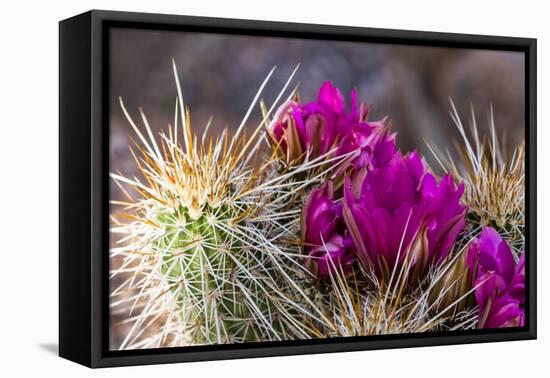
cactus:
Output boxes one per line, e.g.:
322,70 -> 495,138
426,102 -> 525,257
302,242 -> 480,338
110,72 -> 526,347
109,63 -> 337,349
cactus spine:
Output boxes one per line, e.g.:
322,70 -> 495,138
110,63 -> 336,349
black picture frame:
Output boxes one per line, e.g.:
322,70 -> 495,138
59,9 -> 537,368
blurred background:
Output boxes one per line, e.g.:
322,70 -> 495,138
109,27 -> 525,349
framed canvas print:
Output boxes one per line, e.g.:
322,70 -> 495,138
59,10 -> 537,368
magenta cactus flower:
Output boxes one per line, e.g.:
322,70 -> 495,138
481,294 -> 525,328
305,235 -> 355,278
510,253 -> 526,306
342,150 -> 467,281
334,114 -> 396,171
301,182 -> 355,278
467,227 -> 525,328
268,81 -> 395,169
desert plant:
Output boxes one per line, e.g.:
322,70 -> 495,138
427,102 -> 525,256
110,63 -> 339,349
